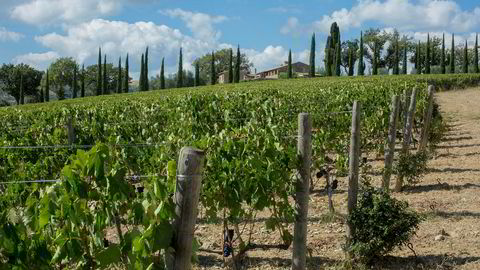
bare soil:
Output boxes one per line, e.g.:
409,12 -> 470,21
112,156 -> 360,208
194,88 -> 480,269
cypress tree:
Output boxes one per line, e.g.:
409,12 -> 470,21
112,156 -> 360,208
81,64 -> 85,97
124,54 -> 129,93
234,45 -> 240,83
450,33 -> 455,74
441,33 -> 446,74
97,47 -> 102,95
463,40 -> 468,73
211,51 -> 216,85
475,34 -> 479,73
45,70 -> 50,102
309,33 -> 316,77
73,65 -> 77,98
414,42 -> 418,71
177,47 -> 183,88
394,38 -> 399,75
417,41 -> 422,74
403,45 -> 408,75
426,34 -> 431,74
335,41 -> 341,76
19,74 -> 24,105
288,49 -> 293,78
325,37 -> 332,76
228,49 -> 233,83
358,31 -> 364,76
40,87 -> 44,103
372,43 -> 378,75
117,57 -> 122,93
348,49 -> 354,76
139,54 -> 144,91
103,55 -> 108,94
145,47 -> 149,91
160,57 -> 165,89
195,62 -> 200,87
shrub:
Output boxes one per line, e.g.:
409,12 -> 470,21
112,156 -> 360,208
347,185 -> 422,264
395,150 -> 428,186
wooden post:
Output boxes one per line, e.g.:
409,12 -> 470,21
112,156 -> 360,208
402,88 -> 412,139
395,88 -> 417,192
291,113 -> 312,270
171,147 -> 205,270
418,85 -> 435,151
346,101 -> 361,253
383,95 -> 400,191
66,116 -> 75,145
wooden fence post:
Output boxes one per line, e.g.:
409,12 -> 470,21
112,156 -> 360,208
66,116 -> 75,145
395,88 -> 417,192
346,101 -> 361,254
292,113 -> 312,270
170,147 -> 205,270
383,95 -> 400,191
418,85 -> 435,151
402,88 -> 412,139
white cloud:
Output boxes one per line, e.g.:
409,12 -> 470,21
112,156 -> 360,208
161,8 -> 227,44
11,0 -> 123,25
280,17 -> 300,35
0,27 -> 24,42
303,0 -> 480,34
13,51 -> 60,70
267,6 -> 302,14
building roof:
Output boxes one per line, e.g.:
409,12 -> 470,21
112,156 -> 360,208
257,62 -> 308,74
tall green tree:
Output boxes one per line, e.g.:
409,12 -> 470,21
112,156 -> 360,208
0,64 -> 43,104
288,49 -> 293,78
81,64 -> 85,97
228,49 -> 233,83
19,74 -> 24,105
177,48 -> 183,88
325,22 -> 340,76
97,47 -> 102,96
450,33 -> 455,73
124,54 -> 129,93
47,57 -> 79,99
234,45 -> 241,83
103,55 -> 108,94
139,54 -> 144,91
348,49 -> 354,76
393,38 -> 399,75
210,51 -> 216,85
160,57 -> 165,89
475,34 -> 479,73
309,33 -> 316,77
73,65 -> 77,98
195,62 -> 200,87
335,42 -> 341,76
402,45 -> 407,74
325,36 -> 332,76
358,31 -> 364,76
463,40 -> 469,73
45,69 -> 50,102
372,43 -> 378,75
40,87 -> 44,102
145,47 -> 149,91
117,57 -> 122,93
425,34 -> 431,74
441,33 -> 446,74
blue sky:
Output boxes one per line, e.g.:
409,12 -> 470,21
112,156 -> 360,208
0,0 -> 479,78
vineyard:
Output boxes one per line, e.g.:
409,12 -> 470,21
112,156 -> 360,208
1,74 -> 480,269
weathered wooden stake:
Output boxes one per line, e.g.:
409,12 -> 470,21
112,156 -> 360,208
346,101 -> 361,253
291,113 -> 312,270
171,147 -> 205,270
395,88 -> 417,192
418,85 -> 435,151
402,88 -> 412,138
383,95 -> 400,191
66,116 -> 75,145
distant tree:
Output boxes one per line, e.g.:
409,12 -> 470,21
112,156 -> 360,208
40,86 -> 44,102
358,31 -> 364,76
348,49 -> 354,76
45,69 -> 50,102
82,64 -> 125,95
235,45 -> 241,83
425,34 -> 431,74
335,42 -> 341,76
19,74 -> 24,105
363,28 -> 390,69
341,39 -> 358,75
145,47 -> 149,91
72,65 -> 77,98
288,49 -> 293,78
450,33 -> 455,74
103,55 -> 108,94
402,45 -> 408,74
0,63 -> 42,104
48,57 -> 79,100
117,57 -> 122,93
475,34 -> 479,73
177,47 -> 183,88
195,62 -> 200,87
160,57 -> 165,89
124,54 -> 129,93
372,43 -> 378,75
139,54 -> 144,91
228,49 -> 233,83
417,41 -> 422,74
210,51 -> 216,85
97,47 -> 102,96
441,33 -> 446,74
309,33 -> 316,77
325,36 -> 332,76
463,40 -> 469,73
394,38 -> 399,75
81,64 -> 85,97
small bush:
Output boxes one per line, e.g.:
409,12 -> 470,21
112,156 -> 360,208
395,151 -> 428,186
347,185 -> 422,264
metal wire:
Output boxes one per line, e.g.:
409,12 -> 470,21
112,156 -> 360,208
0,174 -> 164,185
0,143 -> 167,150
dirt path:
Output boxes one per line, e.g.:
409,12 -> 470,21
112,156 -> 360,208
195,88 -> 480,270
